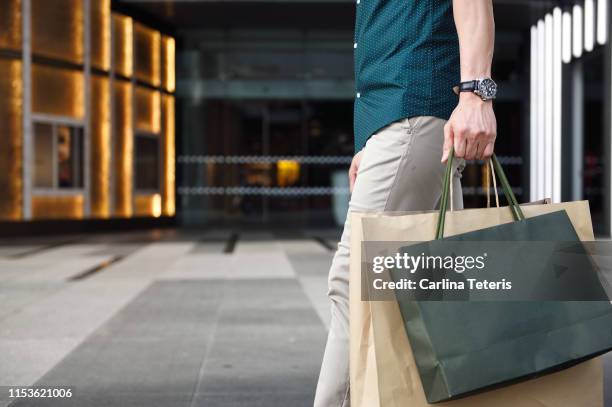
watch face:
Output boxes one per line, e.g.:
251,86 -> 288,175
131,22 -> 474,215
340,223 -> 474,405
477,78 -> 497,100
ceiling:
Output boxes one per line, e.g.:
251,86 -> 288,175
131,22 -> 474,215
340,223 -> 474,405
112,0 -> 561,33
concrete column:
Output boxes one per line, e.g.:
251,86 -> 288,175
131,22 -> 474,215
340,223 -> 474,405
22,0 -> 32,220
84,0 -> 92,216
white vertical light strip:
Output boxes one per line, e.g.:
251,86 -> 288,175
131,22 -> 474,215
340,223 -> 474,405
563,11 -> 573,63
530,25 -> 538,201
537,20 -> 546,200
573,4 -> 584,58
553,8 -> 563,203
585,0 -> 595,51
597,0 -> 608,45
545,14 -> 554,200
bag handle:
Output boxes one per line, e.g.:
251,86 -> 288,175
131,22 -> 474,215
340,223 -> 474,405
435,149 -> 525,240
485,159 -> 500,208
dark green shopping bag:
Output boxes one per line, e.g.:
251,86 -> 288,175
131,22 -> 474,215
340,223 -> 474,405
391,153 -> 612,403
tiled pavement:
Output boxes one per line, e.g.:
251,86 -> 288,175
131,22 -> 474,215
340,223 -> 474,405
0,230 -> 336,407
0,230 -> 611,406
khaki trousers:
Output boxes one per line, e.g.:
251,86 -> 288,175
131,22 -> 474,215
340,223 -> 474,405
314,116 -> 464,407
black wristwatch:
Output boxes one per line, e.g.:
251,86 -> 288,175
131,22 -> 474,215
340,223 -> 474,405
452,77 -> 497,101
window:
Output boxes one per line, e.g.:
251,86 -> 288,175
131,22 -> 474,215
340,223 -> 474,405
34,123 -> 54,188
33,122 -> 84,189
135,134 -> 159,191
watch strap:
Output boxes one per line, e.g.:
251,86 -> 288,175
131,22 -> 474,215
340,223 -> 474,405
452,80 -> 479,95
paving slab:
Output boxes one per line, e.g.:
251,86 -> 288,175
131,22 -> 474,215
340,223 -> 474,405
6,281 -> 224,407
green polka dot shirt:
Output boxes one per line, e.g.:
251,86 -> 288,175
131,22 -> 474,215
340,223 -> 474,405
354,0 -> 460,151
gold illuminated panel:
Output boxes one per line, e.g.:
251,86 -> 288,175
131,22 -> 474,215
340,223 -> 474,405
134,23 -> 160,87
162,95 -> 175,216
0,0 -> 22,50
161,36 -> 175,92
91,0 -> 111,71
113,81 -> 133,217
32,64 -> 84,119
90,75 -> 110,218
32,195 -> 84,220
135,194 -> 162,218
32,0 -> 84,64
0,59 -> 22,221
135,87 -> 161,133
112,14 -> 133,78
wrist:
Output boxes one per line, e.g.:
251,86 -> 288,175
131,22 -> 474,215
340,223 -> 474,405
460,72 -> 492,82
459,91 -> 490,105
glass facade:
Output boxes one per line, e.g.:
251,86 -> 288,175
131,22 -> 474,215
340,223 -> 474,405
177,29 -> 524,227
0,0 -> 175,221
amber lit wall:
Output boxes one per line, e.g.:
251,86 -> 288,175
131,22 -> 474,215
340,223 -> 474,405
113,80 -> 133,217
0,0 -> 175,221
0,59 -> 23,221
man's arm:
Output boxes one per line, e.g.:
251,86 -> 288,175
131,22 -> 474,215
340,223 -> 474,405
442,0 -> 496,162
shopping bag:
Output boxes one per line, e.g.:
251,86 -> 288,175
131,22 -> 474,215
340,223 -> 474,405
353,155 -> 607,407
348,206 -> 568,407
349,209 -> 381,407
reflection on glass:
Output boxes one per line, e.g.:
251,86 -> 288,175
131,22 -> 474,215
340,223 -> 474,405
34,123 -> 53,188
57,126 -> 83,188
135,135 -> 159,190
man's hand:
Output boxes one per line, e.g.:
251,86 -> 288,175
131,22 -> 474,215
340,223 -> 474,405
349,151 -> 363,193
442,93 -> 496,162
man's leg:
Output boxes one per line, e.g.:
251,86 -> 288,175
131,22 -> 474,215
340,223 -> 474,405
313,116 -> 464,407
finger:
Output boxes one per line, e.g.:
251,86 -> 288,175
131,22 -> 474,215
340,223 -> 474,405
464,135 -> 479,160
453,130 -> 467,158
483,142 -> 495,159
475,139 -> 487,160
441,123 -> 453,163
